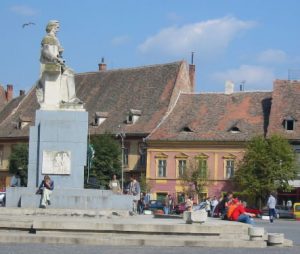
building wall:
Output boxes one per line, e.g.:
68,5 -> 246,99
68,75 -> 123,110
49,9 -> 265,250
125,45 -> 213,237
146,143 -> 245,201
0,143 -> 14,190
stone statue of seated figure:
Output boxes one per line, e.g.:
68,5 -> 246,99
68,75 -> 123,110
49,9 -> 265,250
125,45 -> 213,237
36,20 -> 82,108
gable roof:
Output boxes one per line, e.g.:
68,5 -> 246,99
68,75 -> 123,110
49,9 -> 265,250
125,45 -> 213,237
147,91 -> 272,142
0,61 -> 192,138
268,80 -> 300,140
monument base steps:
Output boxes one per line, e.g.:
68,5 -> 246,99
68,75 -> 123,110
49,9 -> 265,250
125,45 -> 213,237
0,210 -> 293,248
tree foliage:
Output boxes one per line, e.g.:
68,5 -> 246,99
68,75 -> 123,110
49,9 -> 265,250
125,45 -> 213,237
234,135 -> 297,207
181,158 -> 209,201
86,134 -> 121,189
140,173 -> 153,194
9,143 -> 28,186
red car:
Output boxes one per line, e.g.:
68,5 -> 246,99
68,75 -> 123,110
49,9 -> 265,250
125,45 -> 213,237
245,207 -> 262,217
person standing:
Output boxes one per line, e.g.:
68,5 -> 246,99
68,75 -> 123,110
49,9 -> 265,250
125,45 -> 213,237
128,176 -> 141,213
37,175 -> 54,208
205,197 -> 211,217
185,196 -> 193,212
267,192 -> 277,223
210,196 -> 219,217
109,174 -> 121,194
164,194 -> 170,215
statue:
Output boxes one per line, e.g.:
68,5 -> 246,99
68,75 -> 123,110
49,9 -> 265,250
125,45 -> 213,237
36,20 -> 82,108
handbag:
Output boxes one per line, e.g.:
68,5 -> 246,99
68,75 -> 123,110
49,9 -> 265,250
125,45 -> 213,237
35,189 -> 43,195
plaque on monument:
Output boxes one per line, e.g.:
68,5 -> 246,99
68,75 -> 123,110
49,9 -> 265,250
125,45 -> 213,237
42,151 -> 71,175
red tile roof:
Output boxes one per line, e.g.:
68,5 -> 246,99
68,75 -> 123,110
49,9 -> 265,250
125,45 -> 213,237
268,80 -> 300,140
147,91 -> 272,141
0,61 -> 192,138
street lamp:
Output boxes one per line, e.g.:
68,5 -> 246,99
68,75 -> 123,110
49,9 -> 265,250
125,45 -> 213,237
116,128 -> 126,193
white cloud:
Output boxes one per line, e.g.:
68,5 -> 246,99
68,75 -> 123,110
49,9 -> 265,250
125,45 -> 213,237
257,49 -> 287,64
10,5 -> 37,16
212,65 -> 275,90
111,35 -> 130,46
138,16 -> 256,58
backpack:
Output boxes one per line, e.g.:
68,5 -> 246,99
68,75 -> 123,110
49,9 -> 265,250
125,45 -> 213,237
227,204 -> 238,219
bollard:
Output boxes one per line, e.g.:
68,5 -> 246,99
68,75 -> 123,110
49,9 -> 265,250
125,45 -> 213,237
248,227 -> 264,241
267,233 -> 284,246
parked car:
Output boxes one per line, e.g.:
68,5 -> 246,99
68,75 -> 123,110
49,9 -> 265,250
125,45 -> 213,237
145,200 -> 164,212
245,207 -> 262,218
262,205 -> 294,219
293,203 -> 300,220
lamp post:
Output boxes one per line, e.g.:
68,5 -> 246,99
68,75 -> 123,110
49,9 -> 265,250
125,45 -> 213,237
116,129 -> 126,193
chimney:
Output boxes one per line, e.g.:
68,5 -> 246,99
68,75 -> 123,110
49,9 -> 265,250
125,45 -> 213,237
5,84 -> 13,101
189,52 -> 196,92
19,90 -> 25,96
98,57 -> 107,71
225,80 -> 234,95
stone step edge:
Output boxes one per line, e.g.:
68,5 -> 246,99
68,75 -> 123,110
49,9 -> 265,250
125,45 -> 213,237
0,232 -> 267,248
0,208 -> 130,217
0,220 -> 249,235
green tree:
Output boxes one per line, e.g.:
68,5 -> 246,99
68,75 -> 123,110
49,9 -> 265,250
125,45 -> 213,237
85,133 -> 121,189
140,173 -> 153,193
9,143 -> 28,186
181,158 -> 210,201
234,135 -> 297,208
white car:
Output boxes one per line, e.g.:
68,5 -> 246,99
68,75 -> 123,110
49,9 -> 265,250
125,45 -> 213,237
0,192 -> 5,206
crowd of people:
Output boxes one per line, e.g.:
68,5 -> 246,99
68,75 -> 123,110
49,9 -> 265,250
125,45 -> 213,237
11,171 -> 278,223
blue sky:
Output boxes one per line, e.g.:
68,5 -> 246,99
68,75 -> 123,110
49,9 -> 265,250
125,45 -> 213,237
1,0 -> 300,95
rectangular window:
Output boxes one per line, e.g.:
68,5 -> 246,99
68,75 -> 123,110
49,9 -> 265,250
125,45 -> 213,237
178,160 -> 186,177
198,159 -> 208,178
158,159 -> 167,177
138,143 -> 146,167
123,147 -> 129,166
226,160 -> 234,179
285,120 -> 294,131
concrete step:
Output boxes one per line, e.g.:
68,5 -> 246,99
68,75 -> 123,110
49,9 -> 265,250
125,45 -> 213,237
0,230 -> 266,248
0,216 -> 250,238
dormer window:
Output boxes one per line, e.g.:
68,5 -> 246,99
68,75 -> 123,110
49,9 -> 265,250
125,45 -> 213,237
18,116 -> 32,129
126,109 -> 141,124
283,116 -> 296,131
229,126 -> 241,133
94,112 -> 108,126
181,126 -> 193,132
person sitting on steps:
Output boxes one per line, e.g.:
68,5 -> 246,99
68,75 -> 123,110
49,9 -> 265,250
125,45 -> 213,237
37,175 -> 54,208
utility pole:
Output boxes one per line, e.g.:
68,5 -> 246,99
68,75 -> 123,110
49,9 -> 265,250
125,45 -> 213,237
116,128 -> 126,193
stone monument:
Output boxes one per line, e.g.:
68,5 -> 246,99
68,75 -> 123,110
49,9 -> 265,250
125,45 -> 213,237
6,20 -> 132,210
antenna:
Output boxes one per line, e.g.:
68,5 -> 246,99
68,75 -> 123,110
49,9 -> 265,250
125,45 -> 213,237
191,52 -> 195,65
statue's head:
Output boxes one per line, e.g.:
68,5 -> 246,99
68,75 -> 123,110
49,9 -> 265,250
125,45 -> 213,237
46,20 -> 60,33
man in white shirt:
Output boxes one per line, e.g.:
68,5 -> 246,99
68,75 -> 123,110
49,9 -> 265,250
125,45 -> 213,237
267,193 -> 277,223
211,196 -> 219,217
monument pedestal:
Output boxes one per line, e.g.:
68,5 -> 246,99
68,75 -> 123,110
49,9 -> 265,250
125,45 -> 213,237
6,109 -> 133,210
27,109 -> 88,189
